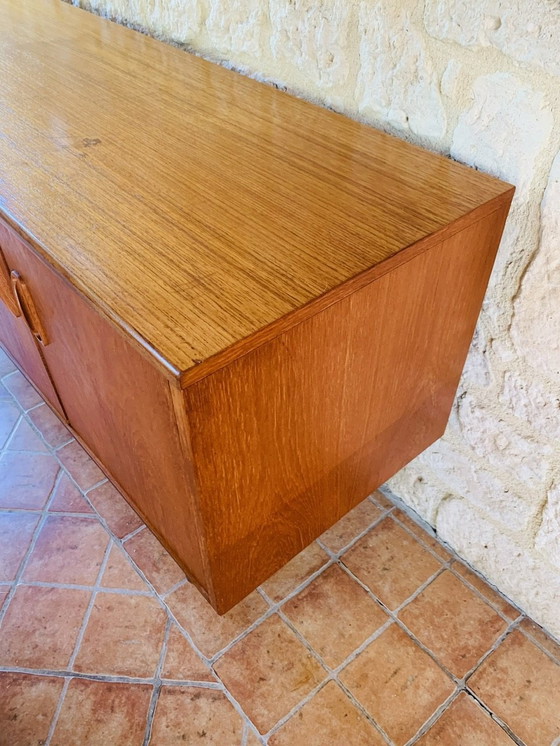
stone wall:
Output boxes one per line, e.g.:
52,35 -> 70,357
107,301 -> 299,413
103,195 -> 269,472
72,0 -> 560,637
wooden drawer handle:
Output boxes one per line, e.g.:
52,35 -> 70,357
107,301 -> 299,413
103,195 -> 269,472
10,270 -> 49,345
0,247 -> 19,316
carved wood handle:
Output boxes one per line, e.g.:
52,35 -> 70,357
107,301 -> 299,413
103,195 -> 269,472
10,270 -> 49,345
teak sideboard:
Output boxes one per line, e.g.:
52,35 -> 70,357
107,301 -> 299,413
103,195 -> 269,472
0,0 -> 514,613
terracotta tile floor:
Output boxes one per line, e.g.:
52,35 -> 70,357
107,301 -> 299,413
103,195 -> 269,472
1,351 -> 560,745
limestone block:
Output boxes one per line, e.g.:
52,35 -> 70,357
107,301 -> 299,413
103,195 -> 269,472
511,152 -> 560,383
451,73 -> 553,294
500,371 -> 560,441
205,0 -> 268,59
535,482 -> 560,569
425,1 -> 560,77
457,394 -> 553,488
440,59 -> 463,98
451,73 -> 553,195
268,0 -> 357,100
77,0 -> 203,42
417,440 -> 533,532
355,2 -> 446,141
459,325 -> 492,389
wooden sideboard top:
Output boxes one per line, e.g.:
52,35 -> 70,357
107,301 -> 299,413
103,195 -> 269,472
0,0 -> 514,385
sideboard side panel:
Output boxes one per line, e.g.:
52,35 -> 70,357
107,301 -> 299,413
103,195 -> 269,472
185,205 -> 510,612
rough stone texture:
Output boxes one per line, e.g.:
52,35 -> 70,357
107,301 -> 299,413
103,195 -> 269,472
268,0 -> 357,108
356,2 -> 446,142
451,73 -> 553,197
205,0 -> 270,62
456,393 -> 553,490
72,0 -> 560,638
79,0 -> 203,42
450,73 -> 553,307
536,483 -> 560,569
425,1 -> 560,77
416,439 -> 534,533
500,371 -> 560,442
511,151 -> 560,385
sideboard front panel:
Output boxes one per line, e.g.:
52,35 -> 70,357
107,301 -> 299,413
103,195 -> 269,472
0,222 -> 65,416
0,223 -> 210,594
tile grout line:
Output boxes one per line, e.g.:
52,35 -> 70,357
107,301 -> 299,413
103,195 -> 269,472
2,390 -> 74,454
377,513 -> 526,633
465,697 -> 526,746
0,507 -> 99,518
446,563 -> 524,625
403,687 -> 462,746
330,617 -> 396,677
0,468 -> 65,626
201,540 -> 347,666
408,616 -> 527,745
221,682 -> 270,745
214,500 -> 398,654
158,678 -> 222,688
187,555 -> 392,742
188,551 -> 342,669
142,617 -> 172,746
262,676 -> 332,743
261,593 -> 331,677
340,559 -> 462,683
44,486 -> 227,697
322,529 -> 525,685
66,541 -> 113,671
137,611 -> 257,746
384,511 -> 454,566
49,474 -> 223,683
259,583 -> 395,744
44,677 -> 71,746
337,678 -> 395,746
0,411 -> 24,453
206,605 -> 279,666
160,577 -> 188,599
80,476 -> 108,491
317,503 -> 395,557
518,626 -> 560,665
12,579 -> 152,596
44,538 -> 113,746
340,565 -> 526,746
260,574 -> 453,746
271,539 -> 475,743
121,524 -> 145,542
50,436 -> 75,450
266,596 -> 395,744
319,532 -> 453,618
257,599 -> 394,745
0,664 -> 225,687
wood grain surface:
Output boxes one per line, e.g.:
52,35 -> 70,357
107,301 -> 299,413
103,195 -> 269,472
0,0 -> 513,383
0,217 -> 211,596
0,223 -> 66,417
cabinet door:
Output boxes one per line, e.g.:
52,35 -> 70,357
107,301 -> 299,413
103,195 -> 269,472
0,222 -> 209,592
0,221 -> 65,417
